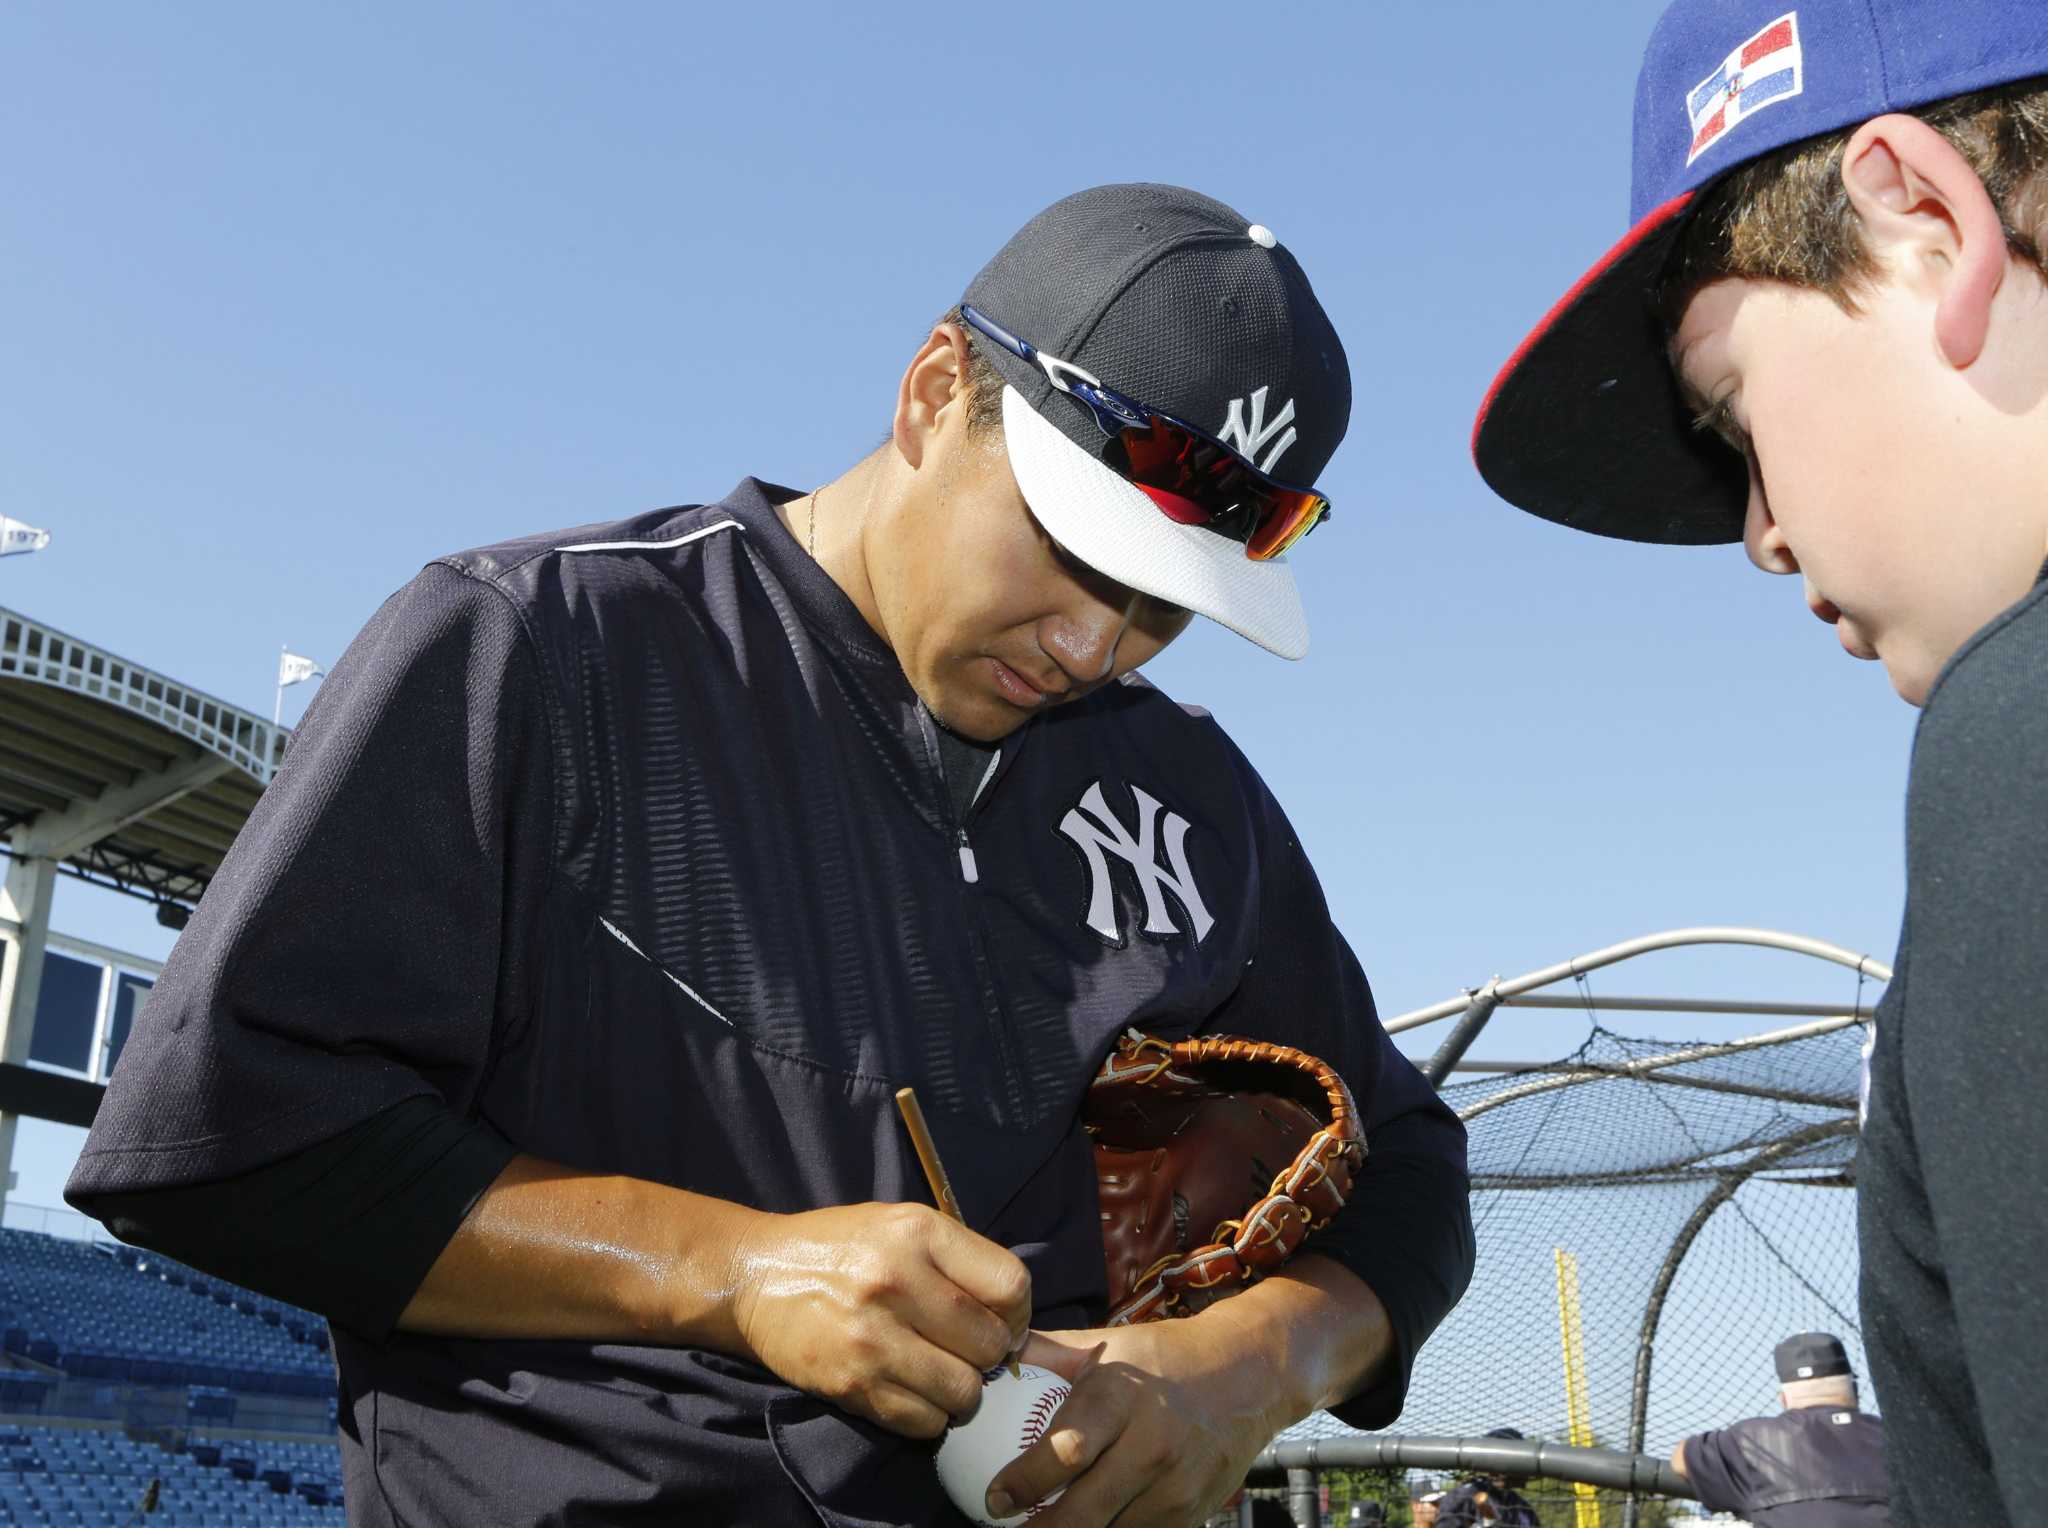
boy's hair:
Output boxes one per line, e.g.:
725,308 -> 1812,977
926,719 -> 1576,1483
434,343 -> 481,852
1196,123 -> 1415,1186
1661,77 -> 2048,323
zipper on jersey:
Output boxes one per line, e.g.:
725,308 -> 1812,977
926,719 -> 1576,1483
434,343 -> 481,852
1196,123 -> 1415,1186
916,703 -> 1023,1119
954,748 -> 1002,883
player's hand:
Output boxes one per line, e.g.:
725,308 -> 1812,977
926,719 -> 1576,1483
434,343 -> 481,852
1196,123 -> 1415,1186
987,1315 -> 1291,1528
727,1202 -> 1031,1439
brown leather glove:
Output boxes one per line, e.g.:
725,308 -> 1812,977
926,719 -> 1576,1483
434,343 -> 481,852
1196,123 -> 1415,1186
1087,1029 -> 1367,1325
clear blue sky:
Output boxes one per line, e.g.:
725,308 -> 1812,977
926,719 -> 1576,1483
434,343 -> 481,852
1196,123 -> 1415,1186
3,0 -> 1907,1435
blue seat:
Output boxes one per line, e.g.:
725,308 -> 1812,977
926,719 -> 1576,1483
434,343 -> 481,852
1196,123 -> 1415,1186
0,1380 -> 51,1412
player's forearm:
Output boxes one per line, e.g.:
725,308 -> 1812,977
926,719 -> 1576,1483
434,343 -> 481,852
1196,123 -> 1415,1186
1190,1253 -> 1392,1432
396,1152 -> 760,1351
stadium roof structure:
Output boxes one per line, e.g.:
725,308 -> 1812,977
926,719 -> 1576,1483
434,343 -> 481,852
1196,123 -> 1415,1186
0,606 -> 284,910
0,607 -> 288,1138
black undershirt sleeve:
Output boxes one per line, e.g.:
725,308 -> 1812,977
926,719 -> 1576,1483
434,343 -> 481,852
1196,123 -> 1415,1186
81,1096 -> 519,1339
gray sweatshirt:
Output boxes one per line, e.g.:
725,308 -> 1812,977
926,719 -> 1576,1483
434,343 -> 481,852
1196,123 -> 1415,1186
1858,569 -> 2048,1526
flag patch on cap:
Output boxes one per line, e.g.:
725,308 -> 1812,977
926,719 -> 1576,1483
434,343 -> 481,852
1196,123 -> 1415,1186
1685,12 -> 1803,166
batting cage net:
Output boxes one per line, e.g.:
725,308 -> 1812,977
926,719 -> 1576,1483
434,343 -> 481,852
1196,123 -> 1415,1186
1283,994 -> 1871,1475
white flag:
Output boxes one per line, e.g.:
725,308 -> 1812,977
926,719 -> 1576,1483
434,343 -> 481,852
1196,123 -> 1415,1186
0,517 -> 50,559
278,651 -> 326,687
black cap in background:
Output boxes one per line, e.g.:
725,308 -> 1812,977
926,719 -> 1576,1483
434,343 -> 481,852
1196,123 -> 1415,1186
1775,1332 -> 1854,1383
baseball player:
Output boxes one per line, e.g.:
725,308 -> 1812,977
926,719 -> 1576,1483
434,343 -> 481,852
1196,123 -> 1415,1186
1471,2 -> 2048,1521
1433,1429 -> 1540,1527
67,184 -> 1474,1527
1672,1334 -> 1890,1525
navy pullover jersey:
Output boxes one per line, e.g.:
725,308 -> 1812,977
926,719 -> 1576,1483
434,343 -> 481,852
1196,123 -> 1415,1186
1682,1408 -> 1890,1526
70,480 -> 1474,1527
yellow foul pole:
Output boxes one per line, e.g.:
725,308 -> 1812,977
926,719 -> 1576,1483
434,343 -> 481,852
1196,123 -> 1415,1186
1554,1248 -> 1603,1528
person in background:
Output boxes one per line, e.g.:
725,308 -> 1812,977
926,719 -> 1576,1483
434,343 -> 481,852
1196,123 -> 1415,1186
1435,1429 -> 1541,1526
1672,1333 -> 1890,1526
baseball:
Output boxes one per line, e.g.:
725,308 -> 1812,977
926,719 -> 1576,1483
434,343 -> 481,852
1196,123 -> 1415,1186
935,1362 -> 1072,1527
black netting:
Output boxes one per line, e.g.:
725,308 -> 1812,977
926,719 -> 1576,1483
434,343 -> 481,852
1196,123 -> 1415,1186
1285,1021 -> 1868,1466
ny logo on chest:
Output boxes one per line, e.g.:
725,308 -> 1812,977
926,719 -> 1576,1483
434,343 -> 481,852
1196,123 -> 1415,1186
1057,779 -> 1215,945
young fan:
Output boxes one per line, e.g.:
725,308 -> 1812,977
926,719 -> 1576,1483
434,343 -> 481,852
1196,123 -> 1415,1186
1473,4 -> 2048,1522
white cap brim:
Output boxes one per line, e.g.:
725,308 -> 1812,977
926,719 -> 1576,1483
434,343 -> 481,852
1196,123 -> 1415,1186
1000,385 -> 1309,660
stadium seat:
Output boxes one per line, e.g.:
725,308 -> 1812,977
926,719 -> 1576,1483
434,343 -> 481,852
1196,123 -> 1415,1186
0,1234 -> 345,1521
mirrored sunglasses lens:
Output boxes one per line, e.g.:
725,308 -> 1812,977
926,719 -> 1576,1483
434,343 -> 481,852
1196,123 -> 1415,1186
1133,482 -> 1213,526
1244,494 -> 1328,561
1119,418 -> 1328,561
1124,423 -> 1255,532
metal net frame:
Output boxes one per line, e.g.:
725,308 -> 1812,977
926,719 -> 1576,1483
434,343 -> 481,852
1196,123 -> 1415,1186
1272,928 -> 1886,1525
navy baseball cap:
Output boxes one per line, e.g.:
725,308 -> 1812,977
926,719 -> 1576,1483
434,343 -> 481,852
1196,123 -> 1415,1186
1473,0 -> 2048,545
1775,1331 -> 1853,1383
963,184 -> 1350,660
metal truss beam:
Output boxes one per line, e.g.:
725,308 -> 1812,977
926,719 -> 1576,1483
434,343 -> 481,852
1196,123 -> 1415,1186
15,750 -> 231,863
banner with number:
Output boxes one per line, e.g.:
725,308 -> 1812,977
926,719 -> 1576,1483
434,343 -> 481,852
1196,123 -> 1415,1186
0,517 -> 50,558
278,651 -> 326,687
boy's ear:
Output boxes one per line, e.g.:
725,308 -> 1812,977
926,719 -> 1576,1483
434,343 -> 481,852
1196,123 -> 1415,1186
1841,113 -> 2008,368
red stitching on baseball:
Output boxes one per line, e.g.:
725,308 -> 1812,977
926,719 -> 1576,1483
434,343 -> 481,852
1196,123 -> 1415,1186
1018,1382 -> 1068,1450
1011,1384 -> 1069,1521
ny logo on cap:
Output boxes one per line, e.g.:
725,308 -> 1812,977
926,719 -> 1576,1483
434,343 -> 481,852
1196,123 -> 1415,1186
1058,780 -> 1214,946
1219,387 -> 1299,474
1686,12 -> 1804,166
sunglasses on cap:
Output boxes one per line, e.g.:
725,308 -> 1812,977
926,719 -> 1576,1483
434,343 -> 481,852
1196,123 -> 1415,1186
958,304 -> 1333,562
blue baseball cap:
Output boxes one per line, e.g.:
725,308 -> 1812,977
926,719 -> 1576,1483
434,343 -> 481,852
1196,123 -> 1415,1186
1473,0 -> 2048,545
